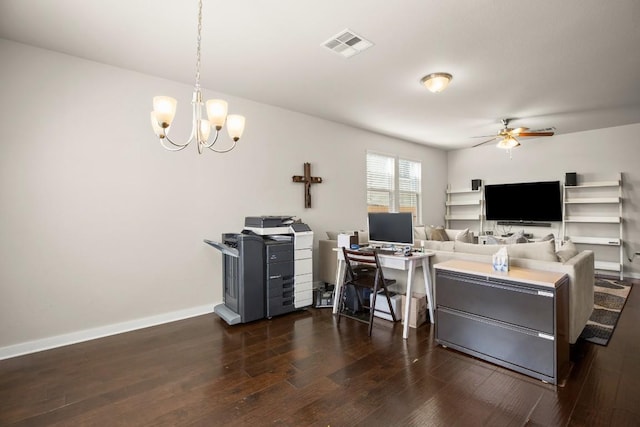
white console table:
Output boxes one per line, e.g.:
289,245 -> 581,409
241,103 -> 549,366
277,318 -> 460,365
332,249 -> 434,339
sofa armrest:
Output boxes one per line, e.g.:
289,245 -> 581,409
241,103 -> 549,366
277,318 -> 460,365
318,240 -> 338,285
563,250 -> 595,343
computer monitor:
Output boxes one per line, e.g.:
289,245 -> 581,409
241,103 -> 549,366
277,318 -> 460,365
367,212 -> 414,248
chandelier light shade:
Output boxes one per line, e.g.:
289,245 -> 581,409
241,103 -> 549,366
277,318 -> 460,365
226,115 -> 246,141
152,96 -> 177,126
150,0 -> 246,154
420,72 -> 453,93
206,99 -> 228,129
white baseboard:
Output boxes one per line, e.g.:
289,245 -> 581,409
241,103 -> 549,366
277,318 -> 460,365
0,304 -> 215,361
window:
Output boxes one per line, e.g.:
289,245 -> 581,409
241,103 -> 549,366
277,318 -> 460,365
366,152 -> 421,223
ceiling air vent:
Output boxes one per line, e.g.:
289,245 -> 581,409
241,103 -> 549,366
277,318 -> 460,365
322,29 -> 373,58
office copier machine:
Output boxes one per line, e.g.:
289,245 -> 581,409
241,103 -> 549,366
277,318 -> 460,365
204,216 -> 314,325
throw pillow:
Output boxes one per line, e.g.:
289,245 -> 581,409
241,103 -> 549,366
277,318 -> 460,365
540,233 -> 555,241
486,235 -> 503,245
505,231 -> 528,244
454,228 -> 473,243
413,225 -> 427,241
425,225 -> 435,240
557,240 -> 579,263
326,231 -> 339,240
429,226 -> 449,241
507,239 -> 558,262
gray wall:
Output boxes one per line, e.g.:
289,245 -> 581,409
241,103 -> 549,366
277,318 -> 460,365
447,123 -> 640,278
0,39 -> 447,356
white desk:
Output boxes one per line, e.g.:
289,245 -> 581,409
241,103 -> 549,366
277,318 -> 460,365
332,249 -> 435,339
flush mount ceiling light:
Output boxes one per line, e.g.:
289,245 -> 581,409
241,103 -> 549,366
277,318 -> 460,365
420,72 -> 453,93
150,0 -> 246,154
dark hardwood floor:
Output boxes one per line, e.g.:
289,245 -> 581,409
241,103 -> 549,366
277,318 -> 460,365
1,278 -> 638,426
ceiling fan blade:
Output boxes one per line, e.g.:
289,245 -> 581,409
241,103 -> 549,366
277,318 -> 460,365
516,132 -> 554,137
472,136 -> 498,148
530,127 -> 556,132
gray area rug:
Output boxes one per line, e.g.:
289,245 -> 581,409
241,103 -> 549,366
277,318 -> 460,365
579,276 -> 633,346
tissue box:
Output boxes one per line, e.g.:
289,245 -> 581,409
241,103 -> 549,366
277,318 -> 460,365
492,249 -> 509,272
401,293 -> 427,328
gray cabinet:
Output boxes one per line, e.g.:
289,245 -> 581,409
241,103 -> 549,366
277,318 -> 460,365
435,260 -> 570,385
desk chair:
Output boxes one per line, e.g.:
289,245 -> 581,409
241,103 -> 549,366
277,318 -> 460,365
337,247 -> 397,336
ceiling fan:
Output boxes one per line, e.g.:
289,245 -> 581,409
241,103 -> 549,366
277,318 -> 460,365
473,118 -> 555,149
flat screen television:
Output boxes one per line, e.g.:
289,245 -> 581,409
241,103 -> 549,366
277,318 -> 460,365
367,212 -> 414,247
484,180 -> 562,222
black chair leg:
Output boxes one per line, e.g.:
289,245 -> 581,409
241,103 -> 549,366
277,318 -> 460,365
381,284 -> 397,322
368,287 -> 376,336
337,282 -> 348,325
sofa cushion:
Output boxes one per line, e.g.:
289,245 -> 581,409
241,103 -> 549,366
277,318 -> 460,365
541,233 -> 555,241
454,241 -> 504,255
413,225 -> 427,240
420,240 -> 454,251
557,240 -> 579,263
507,239 -> 558,262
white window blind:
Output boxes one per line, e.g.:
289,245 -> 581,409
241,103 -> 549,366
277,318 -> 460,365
366,153 -> 395,212
399,158 -> 421,216
366,152 -> 421,222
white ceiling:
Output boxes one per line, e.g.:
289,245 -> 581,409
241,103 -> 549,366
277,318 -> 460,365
2,0 -> 640,150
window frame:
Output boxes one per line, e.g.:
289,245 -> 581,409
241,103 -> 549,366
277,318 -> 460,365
366,151 -> 422,224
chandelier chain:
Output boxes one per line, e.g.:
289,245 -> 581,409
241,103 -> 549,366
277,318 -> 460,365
195,0 -> 203,89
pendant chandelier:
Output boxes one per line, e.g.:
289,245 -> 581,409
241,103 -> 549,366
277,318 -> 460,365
150,0 -> 246,154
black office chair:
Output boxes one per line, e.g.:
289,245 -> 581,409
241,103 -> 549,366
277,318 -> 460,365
337,247 -> 397,336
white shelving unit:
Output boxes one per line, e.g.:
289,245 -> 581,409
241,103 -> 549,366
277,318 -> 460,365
445,183 -> 484,236
561,173 -> 623,279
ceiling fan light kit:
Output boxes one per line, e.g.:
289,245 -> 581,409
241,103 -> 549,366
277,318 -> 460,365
420,72 -> 453,93
496,135 -> 520,149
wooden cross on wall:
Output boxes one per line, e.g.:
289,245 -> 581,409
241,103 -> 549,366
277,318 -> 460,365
292,162 -> 323,208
